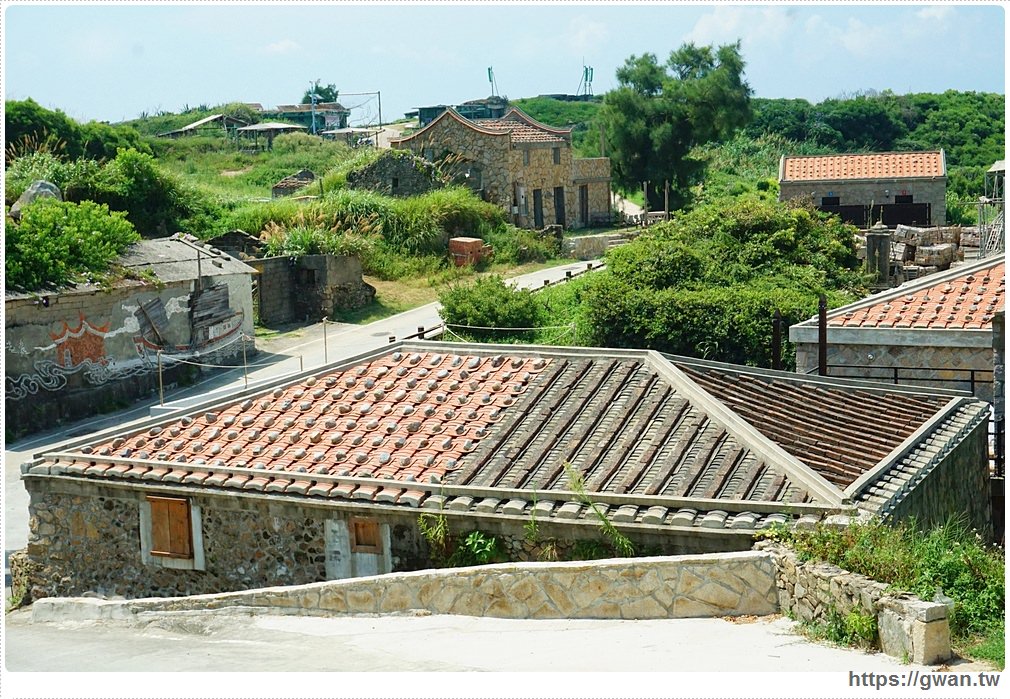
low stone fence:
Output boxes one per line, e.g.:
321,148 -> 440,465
27,546 -> 953,664
562,232 -> 636,260
758,543 -> 951,664
31,551 -> 776,623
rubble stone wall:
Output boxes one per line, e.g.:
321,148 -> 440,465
758,543 -> 951,664
780,179 -> 947,225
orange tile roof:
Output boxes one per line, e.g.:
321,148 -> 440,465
781,151 -> 945,182
474,118 -> 567,144
829,260 -> 1005,330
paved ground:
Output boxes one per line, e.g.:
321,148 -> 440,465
4,606 -> 955,673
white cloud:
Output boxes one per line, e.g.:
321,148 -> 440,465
685,6 -> 794,47
566,17 -> 609,54
262,39 -> 301,55
916,5 -> 955,22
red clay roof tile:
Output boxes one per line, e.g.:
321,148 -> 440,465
829,261 -> 1004,329
782,151 -> 945,182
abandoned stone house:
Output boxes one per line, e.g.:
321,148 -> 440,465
272,169 -> 316,198
390,106 -> 612,230
345,150 -> 444,198
5,234 -> 256,436
19,341 -> 989,601
261,102 -> 350,133
790,255 -> 1004,402
779,150 -> 947,228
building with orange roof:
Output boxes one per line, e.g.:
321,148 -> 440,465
789,256 -> 1004,402
779,150 -> 947,228
17,341 -> 989,600
391,106 -> 611,230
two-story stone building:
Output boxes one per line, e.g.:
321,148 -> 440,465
390,106 -> 611,230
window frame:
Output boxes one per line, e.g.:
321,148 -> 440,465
139,494 -> 205,571
350,517 -> 383,554
552,147 -> 561,165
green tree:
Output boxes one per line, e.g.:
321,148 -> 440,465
602,42 -> 752,209
438,275 -> 545,340
302,81 -> 339,104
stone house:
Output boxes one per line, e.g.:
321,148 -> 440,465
345,150 -> 444,197
779,150 -> 947,227
245,254 -> 376,326
5,235 -> 256,437
19,341 -> 989,600
390,106 -> 611,230
790,256 -> 1004,402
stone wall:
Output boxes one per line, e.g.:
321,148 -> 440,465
19,473 -> 754,602
780,178 -> 947,226
31,551 -> 779,623
794,341 -> 994,402
758,543 -> 951,664
562,232 -> 637,260
248,255 -> 375,326
5,275 -> 253,437
394,114 -> 512,210
346,151 -> 443,197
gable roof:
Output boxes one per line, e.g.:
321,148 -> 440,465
32,342 -> 984,533
390,106 -> 570,147
793,256 -> 1004,333
780,150 -> 946,183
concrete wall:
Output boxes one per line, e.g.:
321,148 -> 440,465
794,340 -> 994,402
5,275 -> 253,437
780,178 -> 946,226
759,543 -> 951,664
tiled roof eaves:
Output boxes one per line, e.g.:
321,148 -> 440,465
844,396 -> 970,500
32,451 -> 847,517
780,150 -> 946,182
780,174 -> 946,184
790,257 -> 1004,331
852,400 -> 989,518
648,353 -> 848,505
26,465 -> 850,534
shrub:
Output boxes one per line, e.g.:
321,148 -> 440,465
438,275 -> 545,339
5,199 -> 140,291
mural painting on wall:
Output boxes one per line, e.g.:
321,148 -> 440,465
5,291 -> 244,402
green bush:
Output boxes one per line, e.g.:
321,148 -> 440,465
766,517 -> 1005,647
5,199 -> 140,291
438,275 -> 545,339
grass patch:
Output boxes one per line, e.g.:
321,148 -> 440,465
761,516 -> 1004,667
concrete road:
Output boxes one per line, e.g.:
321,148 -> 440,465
4,606 -> 951,674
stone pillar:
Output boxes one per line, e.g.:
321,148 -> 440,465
865,221 -> 891,289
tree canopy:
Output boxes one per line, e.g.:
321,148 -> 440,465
602,42 -> 752,209
302,81 -> 340,104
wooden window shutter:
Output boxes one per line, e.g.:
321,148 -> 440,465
350,518 -> 381,553
147,496 -> 193,558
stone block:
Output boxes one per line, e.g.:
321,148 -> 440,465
911,619 -> 952,665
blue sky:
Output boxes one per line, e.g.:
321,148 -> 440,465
2,2 -> 1005,125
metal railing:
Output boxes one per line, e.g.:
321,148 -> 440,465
813,364 -> 993,395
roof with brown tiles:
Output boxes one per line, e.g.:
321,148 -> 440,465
34,343 -> 982,532
803,257 -> 1004,331
390,106 -> 569,147
780,150 -> 946,182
